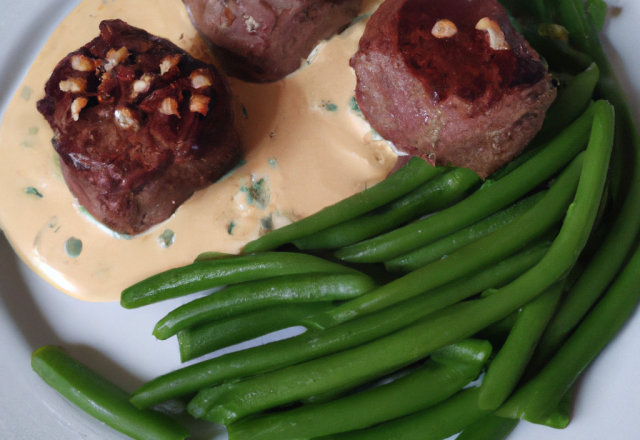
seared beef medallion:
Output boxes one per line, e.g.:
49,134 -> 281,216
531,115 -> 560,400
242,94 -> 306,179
37,20 -> 241,235
350,0 -> 556,179
184,0 -> 363,82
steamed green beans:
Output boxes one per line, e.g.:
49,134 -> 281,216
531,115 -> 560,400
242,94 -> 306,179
496,240 -> 640,428
314,387 -> 491,440
178,303 -> 332,362
478,283 -> 563,410
533,63 -> 599,145
306,148 -> 583,330
241,157 -> 445,252
154,273 -> 375,340
333,105 -> 595,263
528,8 -> 640,373
121,252 -> 358,309
130,242 -> 548,409
385,191 -> 545,273
187,100 -> 612,424
31,346 -> 189,440
227,340 -> 491,440
293,167 -> 481,250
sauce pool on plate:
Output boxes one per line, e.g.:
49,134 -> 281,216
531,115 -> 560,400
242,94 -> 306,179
0,0 -> 396,301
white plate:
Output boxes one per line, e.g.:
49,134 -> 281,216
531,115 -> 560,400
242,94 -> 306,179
1,1 -> 639,439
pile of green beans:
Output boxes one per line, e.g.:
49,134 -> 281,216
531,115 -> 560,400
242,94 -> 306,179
32,1 -> 640,439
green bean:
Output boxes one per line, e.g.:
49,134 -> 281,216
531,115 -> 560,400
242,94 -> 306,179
496,240 -> 640,428
334,104 -> 595,263
533,63 -> 599,144
130,242 -> 548,409
227,340 -> 491,440
293,167 -> 481,250
241,158 -> 445,252
528,5 -> 640,374
121,252 -> 358,309
153,273 -> 376,340
313,388 -> 490,440
307,151 -> 582,330
385,191 -> 545,273
456,415 -> 519,440
178,303 -> 332,362
478,282 -> 563,410
31,346 -> 189,440
522,28 -> 594,74
186,100 -> 612,423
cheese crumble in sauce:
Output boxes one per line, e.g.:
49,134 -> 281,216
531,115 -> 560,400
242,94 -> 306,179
0,0 -> 395,301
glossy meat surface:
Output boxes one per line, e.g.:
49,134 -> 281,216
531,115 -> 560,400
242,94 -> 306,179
37,20 -> 241,235
351,0 -> 556,178
184,0 -> 362,82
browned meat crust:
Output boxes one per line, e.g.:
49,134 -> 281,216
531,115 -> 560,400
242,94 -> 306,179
350,0 -> 556,179
37,19 -> 241,235
184,0 -> 363,82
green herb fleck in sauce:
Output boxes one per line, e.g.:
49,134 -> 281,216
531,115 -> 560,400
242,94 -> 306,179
353,13 -> 372,23
21,86 -> 32,101
349,96 -> 364,118
65,237 -> 83,258
28,126 -> 39,135
158,229 -> 176,248
241,104 -> 248,119
260,215 -> 274,231
268,157 -> 278,169
25,187 -> 43,198
228,221 -> 236,235
321,100 -> 338,112
241,178 -> 270,210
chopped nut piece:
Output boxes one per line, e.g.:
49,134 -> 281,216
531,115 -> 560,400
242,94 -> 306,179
220,6 -> 236,28
70,97 -> 88,121
71,54 -> 98,72
158,97 -> 180,117
190,95 -> 211,115
190,70 -> 212,89
114,106 -> 140,130
475,17 -> 510,50
160,55 -> 181,76
59,78 -> 87,93
431,19 -> 457,38
132,73 -> 154,97
105,47 -> 130,71
243,15 -> 259,33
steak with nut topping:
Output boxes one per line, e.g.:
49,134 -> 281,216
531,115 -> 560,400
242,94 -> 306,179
184,0 -> 362,82
350,0 -> 556,179
37,20 -> 241,235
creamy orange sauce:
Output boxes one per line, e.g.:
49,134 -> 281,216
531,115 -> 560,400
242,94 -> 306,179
0,0 -> 395,301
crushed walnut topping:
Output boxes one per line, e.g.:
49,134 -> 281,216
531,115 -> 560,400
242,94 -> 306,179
475,17 -> 510,50
59,78 -> 87,93
104,47 -> 130,71
190,95 -> 211,116
158,97 -> 180,117
132,73 -> 154,97
70,97 -> 88,121
431,19 -> 458,38
220,6 -> 236,28
114,106 -> 140,130
190,70 -> 212,89
71,54 -> 98,72
243,15 -> 259,33
160,55 -> 181,76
